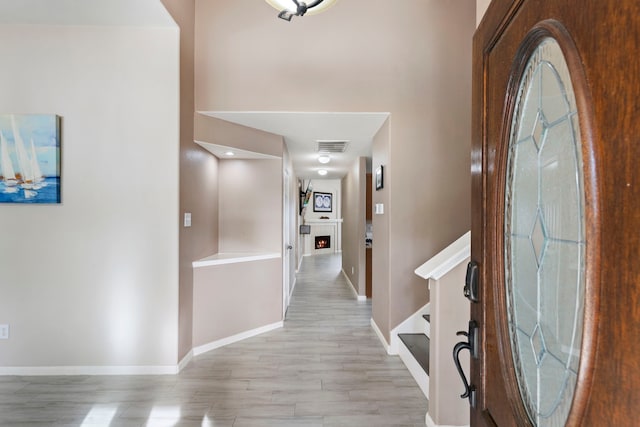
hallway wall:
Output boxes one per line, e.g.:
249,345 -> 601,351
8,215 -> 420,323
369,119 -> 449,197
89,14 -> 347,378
341,157 -> 367,296
0,3 -> 180,370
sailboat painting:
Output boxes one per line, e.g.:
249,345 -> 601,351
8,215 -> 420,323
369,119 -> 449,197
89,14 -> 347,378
0,114 -> 61,203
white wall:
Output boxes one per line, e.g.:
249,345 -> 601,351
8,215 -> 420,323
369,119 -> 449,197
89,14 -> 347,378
303,179 -> 342,221
0,23 -> 180,370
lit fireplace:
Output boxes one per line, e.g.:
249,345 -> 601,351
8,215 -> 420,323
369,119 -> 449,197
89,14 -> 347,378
315,235 -> 331,250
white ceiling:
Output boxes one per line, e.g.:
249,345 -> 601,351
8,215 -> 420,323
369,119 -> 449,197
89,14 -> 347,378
201,111 -> 389,180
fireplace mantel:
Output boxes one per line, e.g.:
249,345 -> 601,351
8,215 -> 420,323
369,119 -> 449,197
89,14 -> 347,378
305,219 -> 343,224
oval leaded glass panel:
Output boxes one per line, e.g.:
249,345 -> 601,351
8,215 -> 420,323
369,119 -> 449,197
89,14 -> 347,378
504,37 -> 586,426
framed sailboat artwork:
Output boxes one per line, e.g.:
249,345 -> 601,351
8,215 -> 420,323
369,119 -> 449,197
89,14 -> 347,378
0,114 -> 61,204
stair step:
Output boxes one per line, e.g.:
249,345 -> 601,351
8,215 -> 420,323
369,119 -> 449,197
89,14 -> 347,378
398,333 -> 429,375
423,314 -> 430,323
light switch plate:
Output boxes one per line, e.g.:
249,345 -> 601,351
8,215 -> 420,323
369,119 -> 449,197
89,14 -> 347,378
375,203 -> 384,215
184,213 -> 192,227
0,324 -> 9,340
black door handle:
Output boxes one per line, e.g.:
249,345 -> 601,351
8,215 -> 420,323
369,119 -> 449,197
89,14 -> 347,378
453,320 -> 478,407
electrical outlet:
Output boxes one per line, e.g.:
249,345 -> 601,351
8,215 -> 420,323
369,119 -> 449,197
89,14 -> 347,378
0,324 -> 9,340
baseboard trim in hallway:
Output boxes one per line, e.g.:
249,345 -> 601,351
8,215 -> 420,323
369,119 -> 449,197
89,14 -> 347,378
341,268 -> 367,301
371,317 -> 393,355
192,320 -> 284,356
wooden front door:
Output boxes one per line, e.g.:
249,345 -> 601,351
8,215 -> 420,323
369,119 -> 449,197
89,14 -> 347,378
469,0 -> 640,426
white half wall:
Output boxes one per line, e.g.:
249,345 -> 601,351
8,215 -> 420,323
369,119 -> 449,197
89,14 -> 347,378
0,22 -> 180,368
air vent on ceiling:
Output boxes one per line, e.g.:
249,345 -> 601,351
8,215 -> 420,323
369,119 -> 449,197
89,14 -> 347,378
316,140 -> 349,153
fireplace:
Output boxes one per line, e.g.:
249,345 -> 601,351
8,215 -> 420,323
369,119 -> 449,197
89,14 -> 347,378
315,235 -> 331,250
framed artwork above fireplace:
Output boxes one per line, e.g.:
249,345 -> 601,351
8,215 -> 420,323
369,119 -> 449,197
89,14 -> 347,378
313,192 -> 332,212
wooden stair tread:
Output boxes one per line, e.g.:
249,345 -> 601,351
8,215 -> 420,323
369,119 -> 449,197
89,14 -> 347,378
398,333 -> 429,375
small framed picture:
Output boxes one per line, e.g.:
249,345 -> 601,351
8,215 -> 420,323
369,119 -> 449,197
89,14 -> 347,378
375,165 -> 384,190
313,192 -> 332,212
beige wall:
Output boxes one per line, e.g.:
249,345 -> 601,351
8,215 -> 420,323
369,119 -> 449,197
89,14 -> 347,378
194,0 -> 474,340
341,157 -> 367,295
194,114 -> 284,158
193,258 -> 282,346
0,16 -> 180,368
372,119 -> 391,341
219,159 -> 283,253
161,0 -> 212,364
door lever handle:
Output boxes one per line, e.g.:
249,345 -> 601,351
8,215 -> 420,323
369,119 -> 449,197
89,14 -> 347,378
453,320 -> 478,408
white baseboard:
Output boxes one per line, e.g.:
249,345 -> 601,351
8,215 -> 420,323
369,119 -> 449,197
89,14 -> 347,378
0,364 -> 179,376
370,318 -> 392,355
290,276 -> 297,297
0,322 -> 284,376
426,411 -> 469,427
177,350 -> 193,372
193,321 -> 284,356
341,269 -> 366,301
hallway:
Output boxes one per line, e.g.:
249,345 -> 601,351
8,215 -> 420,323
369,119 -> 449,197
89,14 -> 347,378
0,254 -> 427,427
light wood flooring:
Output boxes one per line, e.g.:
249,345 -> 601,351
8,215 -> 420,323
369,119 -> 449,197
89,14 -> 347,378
0,254 -> 428,426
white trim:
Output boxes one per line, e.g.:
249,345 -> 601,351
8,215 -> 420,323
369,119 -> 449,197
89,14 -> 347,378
398,337 -> 429,399
389,303 -> 430,354
341,269 -> 366,301
193,321 -> 284,356
192,252 -> 281,268
290,276 -> 297,297
426,411 -> 469,427
415,231 -> 470,280
0,364 -> 179,376
370,318 -> 392,355
177,350 -> 193,372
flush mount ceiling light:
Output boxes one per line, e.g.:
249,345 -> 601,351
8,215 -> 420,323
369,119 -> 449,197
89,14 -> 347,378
265,0 -> 338,21
318,169 -> 328,176
224,151 -> 235,156
318,154 -> 331,164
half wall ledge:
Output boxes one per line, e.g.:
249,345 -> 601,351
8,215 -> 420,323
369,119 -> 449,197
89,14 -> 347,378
192,252 -> 281,268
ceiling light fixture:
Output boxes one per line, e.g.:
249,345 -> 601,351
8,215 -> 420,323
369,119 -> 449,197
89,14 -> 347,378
224,151 -> 235,156
265,0 -> 338,21
318,154 -> 331,164
318,169 -> 328,176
